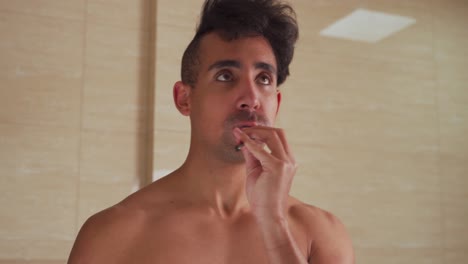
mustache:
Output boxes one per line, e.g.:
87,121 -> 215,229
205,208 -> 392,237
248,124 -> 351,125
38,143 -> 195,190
225,110 -> 270,127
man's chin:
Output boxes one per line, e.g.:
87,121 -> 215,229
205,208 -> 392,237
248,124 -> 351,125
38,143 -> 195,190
214,144 -> 246,164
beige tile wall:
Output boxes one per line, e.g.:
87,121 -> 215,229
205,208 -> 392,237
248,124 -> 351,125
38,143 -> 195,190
154,0 -> 468,263
78,0 -> 155,227
433,1 -> 468,262
153,0 -> 200,177
0,0 -> 155,262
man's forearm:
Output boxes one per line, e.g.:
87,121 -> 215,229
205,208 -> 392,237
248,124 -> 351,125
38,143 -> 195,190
256,215 -> 308,264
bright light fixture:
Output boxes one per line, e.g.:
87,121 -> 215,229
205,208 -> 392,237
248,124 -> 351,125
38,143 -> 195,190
320,8 -> 416,43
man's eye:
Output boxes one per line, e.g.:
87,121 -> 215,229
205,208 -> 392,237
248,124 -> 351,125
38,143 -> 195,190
257,74 -> 271,85
216,72 -> 233,82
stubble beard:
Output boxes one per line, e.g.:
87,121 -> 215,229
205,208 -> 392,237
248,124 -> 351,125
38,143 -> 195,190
214,110 -> 270,164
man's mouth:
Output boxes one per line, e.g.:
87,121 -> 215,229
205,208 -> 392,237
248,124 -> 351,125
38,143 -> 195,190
235,122 -> 258,129
233,122 -> 258,151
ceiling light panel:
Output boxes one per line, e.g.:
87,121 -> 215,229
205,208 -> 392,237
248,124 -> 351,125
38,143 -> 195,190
320,8 -> 416,43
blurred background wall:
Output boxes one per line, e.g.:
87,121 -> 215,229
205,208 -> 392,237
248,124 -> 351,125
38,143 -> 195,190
0,0 -> 155,263
1,0 -> 467,263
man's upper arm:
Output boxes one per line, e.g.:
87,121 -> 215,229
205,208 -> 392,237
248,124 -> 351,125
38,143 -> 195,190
308,211 -> 355,264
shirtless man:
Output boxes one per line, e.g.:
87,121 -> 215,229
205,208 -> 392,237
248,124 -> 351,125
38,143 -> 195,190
68,0 -> 354,263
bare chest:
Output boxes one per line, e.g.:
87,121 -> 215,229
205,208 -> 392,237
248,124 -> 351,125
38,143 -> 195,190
117,215 -> 309,264
130,235 -> 270,264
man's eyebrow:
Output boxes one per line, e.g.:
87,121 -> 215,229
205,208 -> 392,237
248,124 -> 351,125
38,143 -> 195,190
255,62 -> 277,76
207,60 -> 277,75
207,60 -> 241,71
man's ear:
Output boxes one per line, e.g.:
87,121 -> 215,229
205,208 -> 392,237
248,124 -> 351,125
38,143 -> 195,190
275,89 -> 282,115
173,81 -> 192,116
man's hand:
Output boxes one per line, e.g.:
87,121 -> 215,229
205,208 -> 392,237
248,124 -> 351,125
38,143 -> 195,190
234,126 -> 354,264
233,126 -> 297,220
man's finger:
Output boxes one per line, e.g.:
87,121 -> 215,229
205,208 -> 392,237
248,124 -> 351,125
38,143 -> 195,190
234,128 -> 283,165
240,126 -> 289,162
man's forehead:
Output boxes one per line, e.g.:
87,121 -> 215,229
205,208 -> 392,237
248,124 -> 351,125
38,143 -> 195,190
198,32 -> 277,69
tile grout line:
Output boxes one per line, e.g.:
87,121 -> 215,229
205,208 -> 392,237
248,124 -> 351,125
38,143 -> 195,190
74,0 -> 89,239
142,0 -> 157,187
0,8 -> 83,22
430,0 -> 445,260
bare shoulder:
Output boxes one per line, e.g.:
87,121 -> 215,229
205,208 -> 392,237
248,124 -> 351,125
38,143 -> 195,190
67,196 -> 150,263
68,177 -> 176,263
288,197 -> 355,264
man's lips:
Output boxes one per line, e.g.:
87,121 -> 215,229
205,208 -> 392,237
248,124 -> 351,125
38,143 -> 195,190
234,122 -> 258,129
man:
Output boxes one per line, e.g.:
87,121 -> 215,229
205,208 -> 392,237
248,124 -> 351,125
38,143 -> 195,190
68,0 -> 354,263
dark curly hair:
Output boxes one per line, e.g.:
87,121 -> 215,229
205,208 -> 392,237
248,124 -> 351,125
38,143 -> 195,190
181,0 -> 298,87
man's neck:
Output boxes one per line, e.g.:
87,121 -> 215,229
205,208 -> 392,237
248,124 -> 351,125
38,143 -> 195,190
175,149 -> 251,219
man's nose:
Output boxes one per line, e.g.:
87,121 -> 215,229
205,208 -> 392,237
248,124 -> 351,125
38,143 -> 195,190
236,79 -> 260,111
